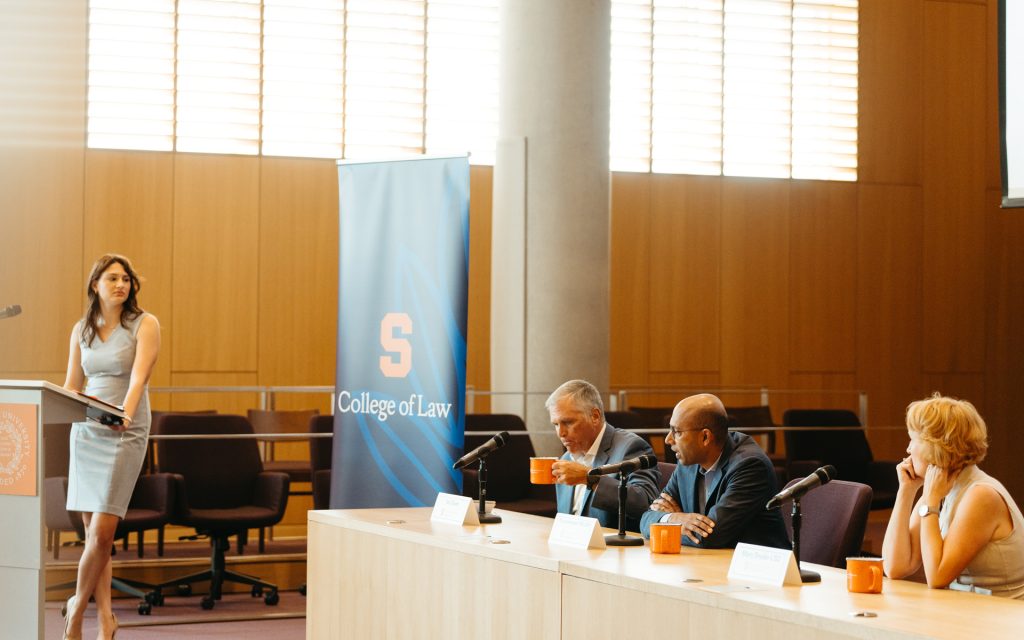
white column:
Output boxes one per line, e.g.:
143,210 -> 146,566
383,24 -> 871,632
491,0 -> 610,449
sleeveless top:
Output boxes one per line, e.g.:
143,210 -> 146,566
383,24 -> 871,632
938,465 -> 1024,599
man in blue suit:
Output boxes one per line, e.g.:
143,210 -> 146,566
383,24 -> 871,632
640,393 -> 790,549
548,380 -> 659,532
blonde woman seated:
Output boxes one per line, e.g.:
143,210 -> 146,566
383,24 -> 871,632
882,394 -> 1024,598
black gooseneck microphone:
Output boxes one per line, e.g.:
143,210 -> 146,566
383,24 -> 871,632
765,465 -> 837,510
452,431 -> 510,470
596,453 -> 658,547
587,454 -> 658,479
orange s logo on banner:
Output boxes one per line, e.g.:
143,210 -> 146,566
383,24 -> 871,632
0,403 -> 37,497
379,312 -> 412,378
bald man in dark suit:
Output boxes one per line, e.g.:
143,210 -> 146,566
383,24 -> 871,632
641,394 -> 790,549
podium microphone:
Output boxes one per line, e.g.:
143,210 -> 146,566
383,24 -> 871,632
766,465 -> 836,510
587,454 -> 658,479
0,304 -> 22,320
453,431 -> 510,470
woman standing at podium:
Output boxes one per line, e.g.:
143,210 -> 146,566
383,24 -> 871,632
62,254 -> 161,640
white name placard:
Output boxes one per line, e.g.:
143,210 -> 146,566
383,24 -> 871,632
547,513 -> 606,550
430,493 -> 479,526
727,543 -> 801,586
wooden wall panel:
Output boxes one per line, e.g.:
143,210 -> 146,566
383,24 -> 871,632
166,372 -> 260,415
983,189 -> 1024,501
921,374 -> 985,414
857,0 -> 922,185
0,2 -> 87,376
856,185 -> 924,429
921,2 -> 987,372
788,181 -> 857,372
83,150 -> 175,387
0,149 -> 85,374
642,372 -> 738,410
785,373 -> 859,413
720,179 -> 790,386
172,154 -> 260,372
648,174 -> 721,373
257,157 -> 337,392
467,165 -> 493,410
609,172 -> 650,387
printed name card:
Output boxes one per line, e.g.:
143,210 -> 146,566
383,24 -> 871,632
727,543 -> 801,586
547,513 -> 606,550
430,493 -> 479,526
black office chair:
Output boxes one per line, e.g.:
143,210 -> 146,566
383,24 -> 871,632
782,409 -> 898,510
154,414 -> 290,610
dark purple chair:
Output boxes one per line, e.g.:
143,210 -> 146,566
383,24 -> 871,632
309,414 -> 334,510
460,413 -> 556,518
154,414 -> 290,609
779,478 -> 873,568
657,461 -> 676,492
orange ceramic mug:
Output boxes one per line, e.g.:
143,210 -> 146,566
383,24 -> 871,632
529,457 -> 558,484
846,557 -> 884,594
649,522 -> 682,554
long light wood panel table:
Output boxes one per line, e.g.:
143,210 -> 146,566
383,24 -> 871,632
307,507 -> 1022,640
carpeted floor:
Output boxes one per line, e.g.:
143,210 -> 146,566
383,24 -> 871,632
45,590 -> 306,639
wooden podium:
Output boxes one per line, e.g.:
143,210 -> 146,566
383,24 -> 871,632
0,380 -> 125,640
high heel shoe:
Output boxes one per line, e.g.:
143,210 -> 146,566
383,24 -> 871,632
61,595 -> 81,640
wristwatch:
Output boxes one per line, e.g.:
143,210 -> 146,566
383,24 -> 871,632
918,503 -> 940,518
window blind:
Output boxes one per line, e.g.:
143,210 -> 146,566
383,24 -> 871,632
610,0 -> 858,180
87,0 -> 855,180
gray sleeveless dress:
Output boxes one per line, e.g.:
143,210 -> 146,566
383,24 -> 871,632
66,313 -> 151,518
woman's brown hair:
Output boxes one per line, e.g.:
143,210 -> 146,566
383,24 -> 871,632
80,254 -> 143,346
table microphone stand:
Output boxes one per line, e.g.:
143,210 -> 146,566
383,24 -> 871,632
476,457 -> 501,524
791,496 -> 820,583
605,473 -> 643,546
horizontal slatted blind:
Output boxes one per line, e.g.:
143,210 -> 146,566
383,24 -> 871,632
610,0 -> 857,180
261,0 -> 345,158
87,0 -> 856,179
87,0 -> 176,151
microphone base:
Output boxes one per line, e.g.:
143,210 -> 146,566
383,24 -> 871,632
605,533 -> 644,547
799,568 -> 821,583
478,513 -> 502,524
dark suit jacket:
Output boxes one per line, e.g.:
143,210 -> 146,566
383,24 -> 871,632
555,424 -> 660,532
640,432 -> 790,549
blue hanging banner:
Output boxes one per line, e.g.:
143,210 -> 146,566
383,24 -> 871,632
331,156 -> 469,508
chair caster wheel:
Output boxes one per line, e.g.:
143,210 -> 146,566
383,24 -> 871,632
299,584 -> 307,596
201,596 -> 215,610
177,584 -> 192,597
138,602 -> 152,615
251,585 -> 263,597
145,591 -> 164,606
264,590 -> 279,606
